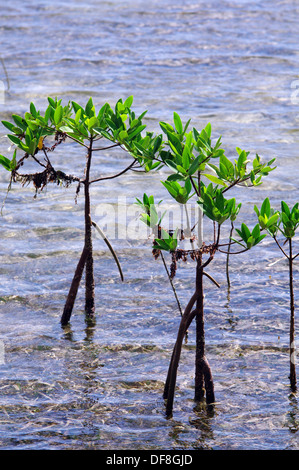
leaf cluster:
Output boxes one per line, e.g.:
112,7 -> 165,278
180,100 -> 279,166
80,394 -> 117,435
134,112 -> 277,255
198,183 -> 241,225
0,96 -> 148,172
135,193 -> 164,228
255,198 -> 299,239
232,223 -> 266,249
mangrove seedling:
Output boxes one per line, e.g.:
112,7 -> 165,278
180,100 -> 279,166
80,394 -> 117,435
254,198 -> 299,391
0,96 -> 151,326
134,115 -> 276,416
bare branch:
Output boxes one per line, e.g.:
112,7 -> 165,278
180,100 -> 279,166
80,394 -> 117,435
92,143 -> 121,152
203,271 -> 220,288
89,158 -> 137,184
218,247 -> 249,255
273,235 -> 290,259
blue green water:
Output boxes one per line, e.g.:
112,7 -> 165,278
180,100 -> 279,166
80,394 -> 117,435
0,0 -> 298,449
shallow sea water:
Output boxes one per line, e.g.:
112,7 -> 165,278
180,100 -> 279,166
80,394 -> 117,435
0,0 -> 299,450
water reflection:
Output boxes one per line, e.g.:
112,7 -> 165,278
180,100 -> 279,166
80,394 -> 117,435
287,394 -> 299,434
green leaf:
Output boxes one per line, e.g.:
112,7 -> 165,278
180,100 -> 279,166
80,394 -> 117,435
281,201 -> 290,217
258,215 -> 268,230
85,97 -> 95,117
203,173 -> 227,187
251,223 -> 261,239
12,115 -> 27,132
10,149 -> 17,170
59,126 -> 75,134
140,213 -> 151,227
167,132 -> 183,153
256,234 -> 267,244
185,177 -> 192,195
118,130 -> 128,141
54,105 -> 63,126
154,239 -> 171,251
87,116 -> 99,131
183,118 -> 191,133
75,109 -> 82,125
162,180 -> 179,199
128,124 -> 146,140
231,237 -> 247,249
188,155 -> 202,176
167,173 -> 185,182
48,97 -> 56,108
0,154 -> 12,171
266,213 -> 280,228
205,122 -> 212,138
29,138 -> 37,155
30,102 -> 37,117
260,197 -> 271,218
237,150 -> 248,171
176,164 -> 187,175
241,223 -> 251,241
93,128 -> 114,141
2,120 -> 17,133
124,95 -> 133,108
164,159 -> 178,172
7,135 -> 22,146
44,106 -> 52,124
159,121 -> 174,135
246,236 -> 255,249
182,143 -> 190,170
72,101 -> 84,115
253,205 -> 260,217
173,112 -> 183,134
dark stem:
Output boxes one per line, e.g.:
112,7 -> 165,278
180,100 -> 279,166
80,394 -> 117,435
92,142 -> 121,152
226,221 -> 234,288
194,255 -> 204,399
164,292 -> 198,416
274,235 -> 290,260
194,254 -> 215,404
66,134 -> 89,148
289,238 -> 297,392
163,251 -> 217,416
190,175 -> 200,197
221,177 -> 240,194
60,247 -> 89,326
203,271 -> 220,288
218,247 -> 249,255
89,158 -> 137,184
84,138 -> 95,319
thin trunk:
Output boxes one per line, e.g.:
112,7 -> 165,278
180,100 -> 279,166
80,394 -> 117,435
194,254 -> 215,404
164,258 -> 216,415
226,221 -> 234,289
61,247 -> 89,326
194,255 -> 205,401
197,171 -> 203,249
164,305 -> 197,398
289,238 -> 297,391
163,292 -> 198,416
84,139 -> 95,318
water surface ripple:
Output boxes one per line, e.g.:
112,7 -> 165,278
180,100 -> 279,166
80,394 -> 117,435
0,0 -> 299,450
